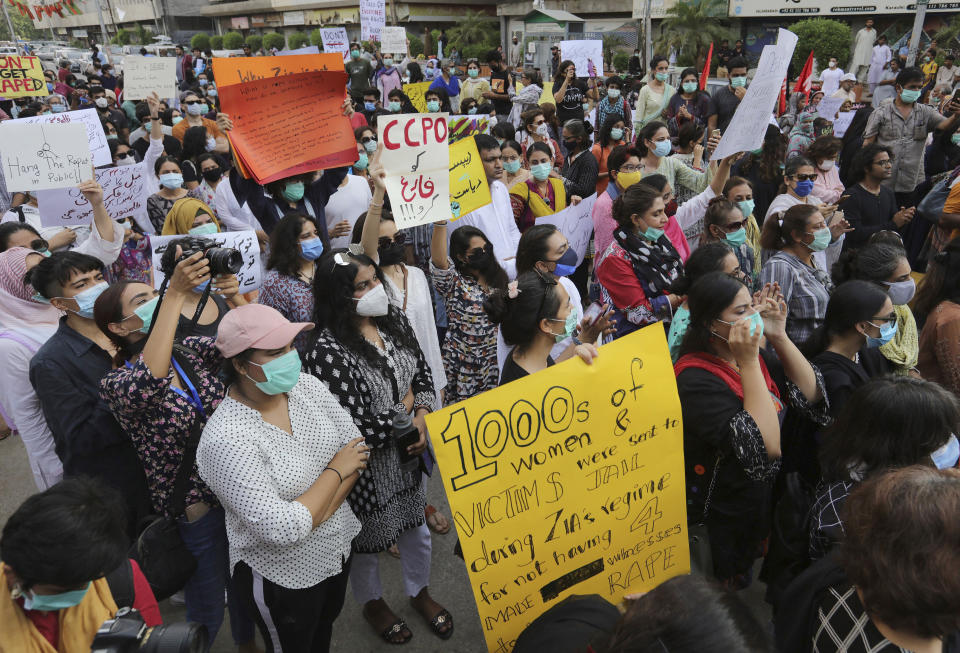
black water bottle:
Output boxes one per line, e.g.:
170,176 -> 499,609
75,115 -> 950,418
393,411 -> 421,473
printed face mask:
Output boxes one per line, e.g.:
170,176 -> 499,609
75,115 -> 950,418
536,123 -> 551,138
247,350 -> 302,395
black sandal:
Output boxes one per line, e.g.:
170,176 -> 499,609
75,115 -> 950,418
378,619 -> 413,645
428,608 -> 454,640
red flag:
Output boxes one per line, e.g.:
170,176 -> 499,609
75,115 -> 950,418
778,78 -> 787,115
793,50 -> 815,99
700,42 -> 713,90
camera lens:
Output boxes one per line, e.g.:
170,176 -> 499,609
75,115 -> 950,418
140,622 -> 208,653
204,247 -> 242,275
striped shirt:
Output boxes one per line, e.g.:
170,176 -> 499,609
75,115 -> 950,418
759,251 -> 833,347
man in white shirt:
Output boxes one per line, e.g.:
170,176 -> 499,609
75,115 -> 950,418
450,134 -> 521,277
850,19 -> 876,83
832,73 -> 858,104
324,174 -> 372,249
820,57 -> 844,97
936,54 -> 958,89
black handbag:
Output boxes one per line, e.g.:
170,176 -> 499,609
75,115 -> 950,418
688,456 -> 720,579
130,347 -> 206,600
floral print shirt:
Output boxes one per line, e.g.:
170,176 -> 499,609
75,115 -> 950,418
100,337 -> 222,517
258,270 -> 314,353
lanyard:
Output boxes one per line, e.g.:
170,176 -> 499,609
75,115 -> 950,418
170,357 -> 205,415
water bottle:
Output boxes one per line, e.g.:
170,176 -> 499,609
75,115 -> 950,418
393,411 -> 421,473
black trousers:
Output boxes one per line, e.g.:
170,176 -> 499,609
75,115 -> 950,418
232,556 -> 352,653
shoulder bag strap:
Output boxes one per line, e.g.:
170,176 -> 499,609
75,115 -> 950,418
166,345 -> 208,518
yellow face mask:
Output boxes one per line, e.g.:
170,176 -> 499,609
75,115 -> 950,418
616,170 -> 643,190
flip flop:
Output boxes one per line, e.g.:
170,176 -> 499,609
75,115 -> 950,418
425,504 -> 451,535
427,608 -> 454,640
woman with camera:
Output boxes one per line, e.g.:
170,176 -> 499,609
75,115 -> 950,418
303,247 -> 452,645
94,248 -> 255,650
197,304 -> 371,653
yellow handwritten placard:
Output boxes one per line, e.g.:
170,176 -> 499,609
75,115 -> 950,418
425,325 -> 690,652
403,81 -> 432,113
0,55 -> 46,98
540,81 -> 554,105
449,137 -> 491,219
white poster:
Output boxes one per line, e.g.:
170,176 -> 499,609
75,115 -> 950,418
378,113 -> 451,227
150,230 -> 262,293
36,162 -> 150,231
0,122 -> 93,191
5,108 -> 110,166
380,26 -> 406,55
816,96 -> 844,121
559,40 -> 604,78
712,29 -> 798,161
320,27 -> 350,62
833,111 -> 856,138
277,45 -> 320,56
537,194 -> 597,267
122,55 -> 177,101
360,0 -> 386,43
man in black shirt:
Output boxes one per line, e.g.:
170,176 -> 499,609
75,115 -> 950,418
839,143 -> 915,249
628,49 -> 641,76
550,45 -> 561,78
708,56 -> 748,134
345,41 -> 374,104
716,39 -> 732,77
483,49 -> 513,120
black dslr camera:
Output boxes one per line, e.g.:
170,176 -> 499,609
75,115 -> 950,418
158,236 -> 243,277
90,607 -> 207,652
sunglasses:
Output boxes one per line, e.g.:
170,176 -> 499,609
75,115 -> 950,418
378,232 -> 406,248
793,174 -> 817,181
721,219 -> 747,232
361,135 -> 377,144
182,100 -> 204,106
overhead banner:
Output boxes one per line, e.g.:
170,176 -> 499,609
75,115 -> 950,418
728,0 -> 959,15
425,325 -> 690,652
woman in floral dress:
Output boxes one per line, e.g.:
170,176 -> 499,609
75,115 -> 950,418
430,222 -> 508,405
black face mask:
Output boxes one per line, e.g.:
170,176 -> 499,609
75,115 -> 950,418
378,241 -> 405,266
201,167 -> 221,183
466,243 -> 496,270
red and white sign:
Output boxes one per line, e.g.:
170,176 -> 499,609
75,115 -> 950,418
378,113 -> 450,227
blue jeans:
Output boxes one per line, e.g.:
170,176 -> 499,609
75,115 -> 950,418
177,507 -> 256,648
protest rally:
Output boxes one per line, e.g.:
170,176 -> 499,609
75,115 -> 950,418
3,0 -> 960,651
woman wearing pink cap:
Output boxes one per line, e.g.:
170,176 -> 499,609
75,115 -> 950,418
197,303 -> 371,652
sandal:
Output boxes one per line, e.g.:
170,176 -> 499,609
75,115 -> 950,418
378,619 -> 413,645
425,504 -> 451,535
427,608 -> 454,640
388,544 -> 401,558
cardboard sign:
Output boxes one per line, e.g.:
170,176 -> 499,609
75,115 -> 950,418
449,137 -> 491,219
121,55 -> 177,100
151,230 -> 262,292
211,53 -> 344,88
380,26 -> 407,55
36,162 -> 150,230
559,40 -> 604,78
6,108 -> 111,167
218,70 -> 355,185
537,193 -> 597,267
319,27 -> 350,61
378,112 -> 450,227
448,115 -> 490,143
360,0 -> 386,42
424,325 -> 690,652
712,29 -> 798,160
833,110 -> 856,138
0,122 -> 93,191
0,55 -> 46,97
403,81 -> 431,112
278,46 -> 320,56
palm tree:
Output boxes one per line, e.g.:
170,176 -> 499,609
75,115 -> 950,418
654,0 -> 727,68
449,10 -> 494,49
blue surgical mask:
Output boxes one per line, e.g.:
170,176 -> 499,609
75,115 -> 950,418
363,139 -> 377,153
736,199 -> 755,218
865,319 -> 897,348
503,159 -> 521,174
46,82 -> 54,92
724,226 -> 747,247
805,226 -> 831,252
531,162 -> 552,181
159,173 -> 183,189
550,248 -> 578,277
300,237 -> 324,261
172,116 -> 183,125
932,434 -> 960,469
50,104 -> 66,113
186,102 -> 204,116
468,106 -> 478,114
354,151 -> 369,171
426,100 -> 441,112
384,58 -> 394,67
364,101 -> 377,112
642,226 -> 665,242
682,81 -> 698,93
652,140 -> 672,157
247,349 -> 302,395
882,278 -> 916,306
582,102 -> 590,112
133,295 -> 159,333
60,281 -> 108,319
388,101 -> 402,112
610,127 -> 624,141
793,179 -> 815,197
22,583 -> 90,611
607,88 -> 621,99
192,279 -> 210,294
188,222 -> 218,235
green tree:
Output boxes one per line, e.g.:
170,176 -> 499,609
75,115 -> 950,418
190,32 -> 210,51
246,34 -> 264,52
934,14 -> 960,52
112,29 -> 131,45
789,18 -> 851,73
222,32 -> 244,50
134,23 -> 150,45
262,32 -> 285,51
613,52 -> 630,72
655,0 -> 727,68
0,13 -> 41,41
449,10 -> 492,51
407,33 -> 423,57
602,34 -> 625,71
309,29 -> 324,47
287,31 -> 308,49
210,35 -> 224,49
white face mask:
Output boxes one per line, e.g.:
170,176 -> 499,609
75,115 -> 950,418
353,282 -> 389,317
819,160 -> 835,171
536,123 -> 550,138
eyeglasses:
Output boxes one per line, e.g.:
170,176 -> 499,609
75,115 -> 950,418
792,174 -> 817,181
360,135 -> 377,144
872,159 -> 893,167
869,315 -> 897,324
331,243 -> 365,270
378,232 -> 406,248
182,100 -> 204,105
619,165 -> 642,173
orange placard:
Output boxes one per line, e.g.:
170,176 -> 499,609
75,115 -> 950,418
211,54 -> 344,88
218,70 -> 356,185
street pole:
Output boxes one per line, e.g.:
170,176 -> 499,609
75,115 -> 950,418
905,0 -> 928,68
643,0 -> 652,70
0,0 -> 23,54
94,0 -> 111,61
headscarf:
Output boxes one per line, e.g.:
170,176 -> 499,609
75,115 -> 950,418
778,92 -> 807,131
787,113 -> 816,159
0,247 -> 61,347
160,197 -> 220,235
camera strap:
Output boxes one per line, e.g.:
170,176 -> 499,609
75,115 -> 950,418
167,344 -> 208,519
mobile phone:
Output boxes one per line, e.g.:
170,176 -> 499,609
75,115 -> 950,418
711,129 -> 721,139
583,302 -> 605,327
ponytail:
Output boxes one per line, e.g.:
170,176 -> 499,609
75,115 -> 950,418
759,204 -> 818,252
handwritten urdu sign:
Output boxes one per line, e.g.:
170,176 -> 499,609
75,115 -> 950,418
36,162 -> 150,230
378,112 -> 450,227
150,230 -> 262,293
448,136 -> 491,218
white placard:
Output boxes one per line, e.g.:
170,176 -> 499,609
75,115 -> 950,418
712,29 -> 798,161
122,55 -> 177,100
378,112 -> 450,227
833,111 -> 856,138
150,230 -> 262,293
36,162 -> 150,231
559,40 -> 604,78
380,26 -> 406,55
320,27 -> 350,61
5,108 -> 110,167
277,45 -> 320,56
0,122 -> 93,191
816,96 -> 845,121
537,193 -> 597,267
360,0 -> 386,42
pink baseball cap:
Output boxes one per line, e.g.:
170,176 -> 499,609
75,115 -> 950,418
215,304 -> 313,358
